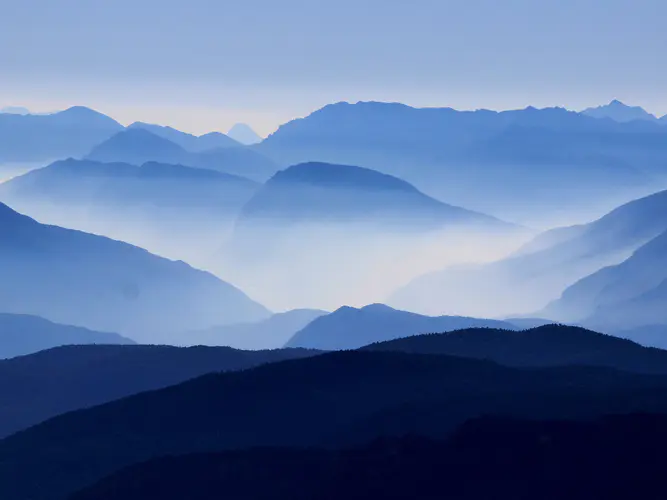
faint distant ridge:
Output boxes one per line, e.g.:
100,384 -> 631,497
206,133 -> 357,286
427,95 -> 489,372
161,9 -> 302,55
129,122 -> 241,151
0,106 -> 30,115
227,123 -> 262,145
582,99 -> 659,123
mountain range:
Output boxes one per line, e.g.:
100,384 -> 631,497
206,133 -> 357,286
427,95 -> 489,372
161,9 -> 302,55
86,128 -> 277,181
0,344 -> 318,439
258,102 -> 667,225
128,122 -> 241,151
0,313 -> 133,359
390,187 -> 667,319
285,304 -> 515,350
0,158 -> 260,263
0,107 -> 124,162
0,201 -> 269,341
582,99 -> 663,123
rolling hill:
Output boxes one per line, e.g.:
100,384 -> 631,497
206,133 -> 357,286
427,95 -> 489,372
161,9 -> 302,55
0,344 -> 318,439
1,350 -> 667,500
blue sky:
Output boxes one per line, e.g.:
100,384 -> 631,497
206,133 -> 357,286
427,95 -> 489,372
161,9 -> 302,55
2,0 -> 665,135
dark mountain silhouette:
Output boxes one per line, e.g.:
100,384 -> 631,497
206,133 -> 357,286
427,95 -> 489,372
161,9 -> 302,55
2,350 -> 667,500
227,123 -> 262,145
390,188 -> 667,318
364,324 -> 667,375
128,122 -> 241,151
86,129 -> 277,181
615,325 -> 667,349
0,159 -> 260,263
0,106 -> 124,162
545,228 -> 667,331
0,201 -> 269,341
0,313 -> 133,359
185,309 -> 328,350
0,344 -> 318,439
285,304 -> 515,350
582,99 -> 659,123
258,102 -> 666,224
69,414 -> 667,500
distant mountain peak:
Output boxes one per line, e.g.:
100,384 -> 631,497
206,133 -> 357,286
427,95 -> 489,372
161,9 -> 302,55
1,106 -> 30,115
582,100 -> 657,123
227,123 -> 262,145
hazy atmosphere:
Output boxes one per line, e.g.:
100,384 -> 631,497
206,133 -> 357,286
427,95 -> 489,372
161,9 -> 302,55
2,1 -> 667,499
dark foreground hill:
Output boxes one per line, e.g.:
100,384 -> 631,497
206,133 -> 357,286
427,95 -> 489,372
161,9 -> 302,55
364,324 -> 667,375
2,350 -> 667,500
0,313 -> 133,359
0,344 -> 318,439
71,413 -> 667,500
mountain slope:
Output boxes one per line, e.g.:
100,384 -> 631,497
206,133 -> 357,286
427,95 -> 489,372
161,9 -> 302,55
227,123 -> 262,145
0,159 -> 259,263
365,324 -> 667,374
545,229 -> 667,330
0,344 -> 317,439
0,106 -> 123,162
0,313 -> 133,359
185,309 -> 328,350
128,122 -> 241,151
2,350 -> 667,500
86,129 -> 277,181
390,188 -> 667,318
285,304 -> 515,350
582,99 -> 658,123
0,202 -> 269,341
70,414 -> 667,500
223,162 -> 517,310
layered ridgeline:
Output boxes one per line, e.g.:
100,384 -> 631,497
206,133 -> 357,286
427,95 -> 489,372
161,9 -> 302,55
0,202 -> 268,342
0,344 -> 318,439
70,414 -> 667,500
545,228 -> 667,335
221,162 -> 520,311
3,329 -> 667,500
184,309 -> 328,350
390,188 -> 667,320
581,99 -> 663,123
86,128 -> 278,181
0,313 -> 133,359
285,304 -> 515,350
0,107 -> 123,162
128,122 -> 241,151
258,102 -> 667,225
0,159 -> 260,264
